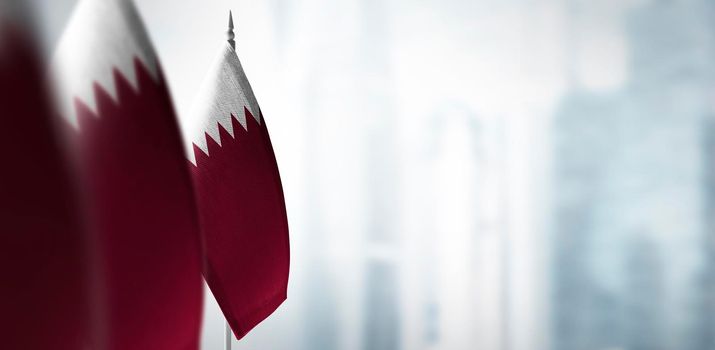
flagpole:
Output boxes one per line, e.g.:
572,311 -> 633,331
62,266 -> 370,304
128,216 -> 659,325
224,11 -> 236,350
225,321 -> 232,350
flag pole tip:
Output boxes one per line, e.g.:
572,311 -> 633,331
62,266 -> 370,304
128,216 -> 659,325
227,10 -> 236,50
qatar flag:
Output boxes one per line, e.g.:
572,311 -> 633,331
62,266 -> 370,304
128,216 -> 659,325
0,2 -> 91,349
51,0 -> 203,349
182,12 -> 290,340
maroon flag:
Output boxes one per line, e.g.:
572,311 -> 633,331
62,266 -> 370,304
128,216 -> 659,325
51,0 -> 203,349
183,12 -> 290,340
0,2 -> 91,349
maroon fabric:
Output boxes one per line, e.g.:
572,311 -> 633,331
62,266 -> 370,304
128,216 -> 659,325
190,108 -> 289,339
68,59 -> 203,350
0,26 -> 91,349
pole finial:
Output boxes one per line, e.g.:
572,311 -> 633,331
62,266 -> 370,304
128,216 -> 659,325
227,11 -> 236,50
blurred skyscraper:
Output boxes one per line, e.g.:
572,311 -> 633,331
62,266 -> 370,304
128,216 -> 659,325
403,102 -> 496,350
551,1 -> 715,349
359,0 -> 401,349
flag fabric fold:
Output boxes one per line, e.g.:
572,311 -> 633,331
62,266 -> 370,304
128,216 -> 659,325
183,18 -> 290,340
51,0 -> 203,348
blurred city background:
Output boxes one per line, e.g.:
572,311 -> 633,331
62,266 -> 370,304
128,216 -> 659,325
30,0 -> 715,349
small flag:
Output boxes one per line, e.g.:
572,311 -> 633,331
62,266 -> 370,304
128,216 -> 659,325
51,0 -> 203,348
183,12 -> 290,340
0,1 -> 91,348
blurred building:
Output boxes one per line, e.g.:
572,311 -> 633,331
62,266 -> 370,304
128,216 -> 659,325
551,89 -> 624,350
359,0 -> 402,349
403,103 -> 502,350
551,0 -> 715,349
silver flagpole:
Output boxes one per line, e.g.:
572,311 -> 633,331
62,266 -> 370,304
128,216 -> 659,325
224,11 -> 236,350
225,321 -> 232,350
